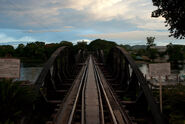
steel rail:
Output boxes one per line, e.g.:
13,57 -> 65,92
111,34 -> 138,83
96,59 -> 133,124
58,55 -> 130,124
115,46 -> 165,124
67,59 -> 89,124
81,61 -> 88,124
93,58 -> 105,124
93,57 -> 118,124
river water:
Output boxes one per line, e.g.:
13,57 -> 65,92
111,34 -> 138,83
18,67 -> 42,83
18,64 -> 185,83
138,64 -> 185,82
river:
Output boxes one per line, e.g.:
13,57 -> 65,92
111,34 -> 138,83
17,64 -> 185,84
138,64 -> 185,82
18,67 -> 42,83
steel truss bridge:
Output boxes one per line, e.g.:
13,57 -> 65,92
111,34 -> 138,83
35,46 -> 165,124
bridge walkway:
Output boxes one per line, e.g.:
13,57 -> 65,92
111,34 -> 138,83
50,55 -> 130,124
85,56 -> 100,124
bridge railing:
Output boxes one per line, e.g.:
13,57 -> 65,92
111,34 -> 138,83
75,49 -> 88,63
94,49 -> 105,63
35,46 -> 80,102
104,46 -> 165,124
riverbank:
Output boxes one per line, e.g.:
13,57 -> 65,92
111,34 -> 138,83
151,84 -> 185,124
20,57 -> 45,67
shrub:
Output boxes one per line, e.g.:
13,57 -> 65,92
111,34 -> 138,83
0,80 -> 37,123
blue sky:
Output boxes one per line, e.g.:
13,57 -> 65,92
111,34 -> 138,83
0,0 -> 184,46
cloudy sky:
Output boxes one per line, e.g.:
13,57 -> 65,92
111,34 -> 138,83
0,0 -> 184,46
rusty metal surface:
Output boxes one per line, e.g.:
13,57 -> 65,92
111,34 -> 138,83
53,63 -> 87,124
52,55 -> 132,124
98,46 -> 166,124
33,46 -> 87,123
115,46 -> 165,124
95,61 -> 133,124
33,45 -> 165,124
35,46 -> 67,91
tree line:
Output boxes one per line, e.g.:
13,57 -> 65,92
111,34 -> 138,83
0,41 -> 72,60
0,39 -> 117,65
0,39 -> 184,68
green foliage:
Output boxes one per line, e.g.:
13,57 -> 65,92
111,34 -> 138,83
0,45 -> 14,57
88,39 -> 117,56
15,44 -> 25,57
44,41 -> 73,59
146,37 -> 156,49
119,44 -> 132,51
76,41 -> 88,50
45,43 -> 61,59
162,84 -> 185,124
60,41 -> 73,47
0,80 -> 37,123
145,37 -> 158,61
166,44 -> 185,68
152,0 -> 185,39
0,119 -> 14,124
131,53 -> 137,60
147,48 -> 158,61
122,96 -> 131,101
24,41 -> 46,60
136,49 -> 147,56
0,41 -> 74,66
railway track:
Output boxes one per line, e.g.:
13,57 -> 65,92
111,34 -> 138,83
47,55 -> 133,124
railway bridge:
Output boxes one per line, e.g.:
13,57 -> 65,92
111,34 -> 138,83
35,46 -> 165,124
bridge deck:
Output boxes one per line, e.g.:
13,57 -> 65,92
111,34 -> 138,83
50,55 -> 132,124
35,46 -> 164,124
85,56 -> 100,124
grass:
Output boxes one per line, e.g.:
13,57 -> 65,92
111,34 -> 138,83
152,84 -> 185,124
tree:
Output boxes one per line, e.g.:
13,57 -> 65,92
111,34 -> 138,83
166,43 -> 185,68
146,37 -> 158,61
146,37 -> 156,49
88,39 -> 117,52
0,80 -> 36,123
136,48 -> 147,56
147,48 -> 158,62
0,45 -> 14,57
15,44 -> 25,57
152,0 -> 185,39
76,41 -> 88,50
88,39 -> 117,61
45,43 -> 60,58
24,42 -> 46,60
59,41 -> 73,47
119,44 -> 132,51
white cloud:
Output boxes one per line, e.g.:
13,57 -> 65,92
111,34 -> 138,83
81,31 -> 170,40
2,0 -> 184,46
72,39 -> 91,44
64,26 -> 74,29
137,21 -> 166,30
24,29 -> 64,33
0,33 -> 36,43
81,31 -> 185,46
63,0 -> 166,30
0,34 -> 14,43
0,0 -> 166,30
